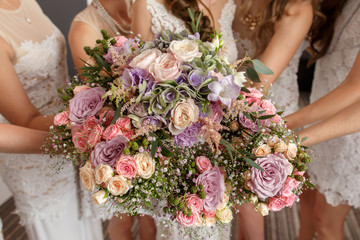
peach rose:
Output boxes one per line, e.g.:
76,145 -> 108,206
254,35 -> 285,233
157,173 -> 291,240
88,125 -> 104,148
54,111 -> 69,126
195,156 -> 212,173
202,215 -> 216,226
95,164 -> 114,185
203,210 -> 216,218
274,141 -> 287,153
216,194 -> 229,211
115,116 -> 132,131
284,143 -> 297,160
215,207 -> 233,223
92,190 -> 108,205
169,39 -> 202,62
267,135 -> 280,147
73,85 -> 91,95
148,53 -> 181,82
72,132 -> 89,153
79,162 -> 96,191
129,48 -> 162,71
134,152 -> 155,179
103,124 -> 122,140
169,98 -> 199,135
255,202 -> 270,216
254,144 -> 272,157
106,175 -> 131,196
116,155 -> 138,179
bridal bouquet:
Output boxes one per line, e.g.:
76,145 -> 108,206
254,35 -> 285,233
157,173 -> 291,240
45,29 -> 312,235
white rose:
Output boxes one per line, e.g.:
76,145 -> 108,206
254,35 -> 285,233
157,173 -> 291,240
79,162 -> 96,191
267,135 -> 280,147
255,202 -> 270,216
274,141 -> 287,153
284,143 -> 297,160
169,98 -> 199,135
253,144 -> 272,157
129,48 -> 162,71
134,152 -> 155,179
234,71 -> 247,88
215,207 -> 233,223
92,190 -> 108,205
95,164 -> 114,185
106,176 -> 131,196
202,216 -> 216,226
217,194 -> 229,211
249,194 -> 258,205
169,39 -> 202,62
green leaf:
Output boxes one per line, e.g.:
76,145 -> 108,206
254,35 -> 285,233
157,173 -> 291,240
188,8 -> 195,20
246,67 -> 261,83
161,147 -> 173,158
144,200 -> 152,208
301,137 -> 308,143
244,157 -> 263,171
241,87 -> 250,93
258,114 -> 275,120
94,54 -> 111,72
111,107 -> 122,124
252,59 -> 274,75
151,139 -> 158,159
305,181 -> 316,189
196,11 -> 203,31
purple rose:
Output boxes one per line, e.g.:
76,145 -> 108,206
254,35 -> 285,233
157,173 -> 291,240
120,67 -> 150,88
69,87 -> 106,125
140,116 -> 167,128
196,166 -> 225,212
91,135 -> 129,168
250,153 -> 293,201
189,69 -> 206,87
174,123 -> 202,148
238,112 -> 259,132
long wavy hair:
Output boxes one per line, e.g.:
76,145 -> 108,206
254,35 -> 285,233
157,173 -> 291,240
307,0 -> 348,64
165,0 -> 214,41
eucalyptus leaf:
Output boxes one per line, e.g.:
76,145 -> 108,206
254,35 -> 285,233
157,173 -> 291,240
301,137 -> 308,143
95,54 -> 111,72
246,67 -> 261,83
244,157 -> 264,171
151,139 -> 158,159
258,114 -> 275,120
253,59 -> 274,75
111,107 -> 122,124
161,148 -> 173,158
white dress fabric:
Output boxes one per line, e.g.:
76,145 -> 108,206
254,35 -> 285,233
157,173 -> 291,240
143,0 -> 236,238
0,0 -> 103,239
308,0 -> 360,208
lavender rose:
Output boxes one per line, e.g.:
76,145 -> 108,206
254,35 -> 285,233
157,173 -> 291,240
196,166 -> 225,212
91,135 -> 129,168
249,153 -> 293,201
69,87 -> 106,125
238,112 -> 259,132
174,123 -> 202,148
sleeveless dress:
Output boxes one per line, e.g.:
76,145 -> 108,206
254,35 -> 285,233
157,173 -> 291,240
0,1 -> 103,239
142,0 -> 237,238
308,0 -> 360,208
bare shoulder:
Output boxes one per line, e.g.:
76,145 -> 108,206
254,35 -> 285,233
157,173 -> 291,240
286,0 -> 313,17
0,36 -> 14,62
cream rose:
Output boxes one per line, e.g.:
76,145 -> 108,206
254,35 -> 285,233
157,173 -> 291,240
249,194 -> 258,205
134,152 -> 155,179
92,190 -> 108,205
267,135 -> 280,147
169,98 -> 199,135
215,207 -> 233,223
95,164 -> 114,185
169,39 -> 202,62
274,141 -> 287,153
129,48 -> 162,71
106,175 -> 131,196
202,216 -> 216,226
254,144 -> 272,157
217,194 -> 229,211
255,202 -> 270,216
79,162 -> 96,191
284,143 -> 297,160
148,53 -> 181,82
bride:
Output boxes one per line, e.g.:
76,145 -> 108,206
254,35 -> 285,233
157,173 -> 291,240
0,0 -> 102,239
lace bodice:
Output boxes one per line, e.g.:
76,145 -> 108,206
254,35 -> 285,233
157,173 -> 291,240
0,0 -> 75,224
308,0 -> 360,208
144,0 -> 238,63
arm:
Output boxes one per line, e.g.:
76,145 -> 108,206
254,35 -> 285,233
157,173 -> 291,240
0,38 -> 54,131
68,21 -> 100,71
0,123 -> 50,153
286,50 -> 360,130
131,0 -> 154,41
297,100 -> 360,146
254,1 -> 313,89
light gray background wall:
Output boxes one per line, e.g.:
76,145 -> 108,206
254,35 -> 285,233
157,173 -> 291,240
37,0 -> 87,76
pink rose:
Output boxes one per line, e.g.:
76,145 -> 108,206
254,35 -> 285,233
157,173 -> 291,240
113,36 -> 128,47
82,117 -> 99,136
54,111 -> 69,126
122,130 -> 134,140
72,132 -> 88,153
282,177 -> 298,197
98,108 -> 115,126
116,155 -> 137,179
241,88 -> 263,99
268,197 -> 285,211
282,193 -> 297,207
185,194 -> 204,213
73,85 -> 91,95
148,53 -> 181,82
116,117 -> 132,131
129,48 -> 162,71
103,124 -> 122,140
88,125 -> 104,148
176,211 -> 199,227
260,100 -> 276,115
195,156 -> 212,173
246,97 -> 261,107
203,210 -> 216,218
271,114 -> 281,123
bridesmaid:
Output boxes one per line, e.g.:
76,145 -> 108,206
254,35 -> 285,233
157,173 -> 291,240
0,0 -> 103,239
69,1 -> 157,240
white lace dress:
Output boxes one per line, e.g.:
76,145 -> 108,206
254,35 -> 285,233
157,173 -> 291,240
0,1 -> 103,239
308,0 -> 360,208
142,0 -> 237,238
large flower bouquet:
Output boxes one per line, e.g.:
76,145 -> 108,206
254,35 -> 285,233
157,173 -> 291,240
45,29 -> 313,236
